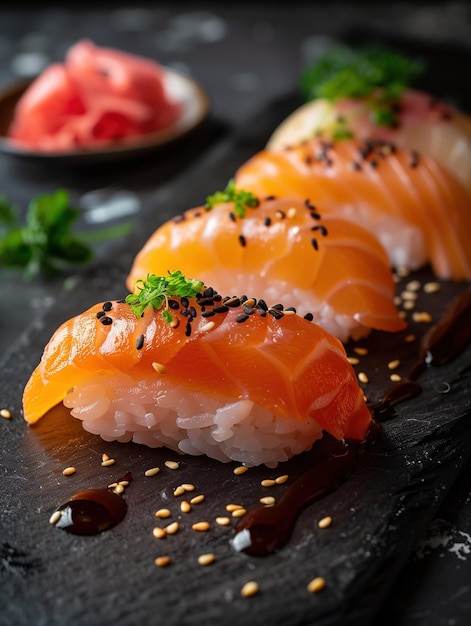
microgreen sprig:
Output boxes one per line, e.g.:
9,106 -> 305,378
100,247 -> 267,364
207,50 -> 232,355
125,271 -> 204,321
300,44 -> 425,128
0,189 -> 132,280
205,179 -> 259,218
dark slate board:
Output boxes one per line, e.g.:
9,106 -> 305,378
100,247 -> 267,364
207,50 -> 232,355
1,30 -> 471,626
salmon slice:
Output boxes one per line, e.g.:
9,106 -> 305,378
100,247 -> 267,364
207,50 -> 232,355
267,89 -> 471,197
234,138 -> 471,280
126,196 -> 405,343
22,287 -> 371,443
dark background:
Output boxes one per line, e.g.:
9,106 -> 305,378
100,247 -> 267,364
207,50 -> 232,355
0,4 -> 470,626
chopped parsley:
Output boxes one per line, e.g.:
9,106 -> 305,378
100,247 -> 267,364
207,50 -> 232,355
299,44 -> 425,128
0,189 -> 132,280
125,271 -> 204,320
205,179 -> 259,218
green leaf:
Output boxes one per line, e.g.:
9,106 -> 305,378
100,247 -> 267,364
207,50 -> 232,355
299,44 -> 425,129
205,179 -> 259,218
126,270 -> 204,321
0,188 -> 134,280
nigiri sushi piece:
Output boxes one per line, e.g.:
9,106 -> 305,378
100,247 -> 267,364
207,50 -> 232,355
234,138 -> 471,280
268,45 -> 471,196
22,272 -> 372,468
126,191 -> 406,342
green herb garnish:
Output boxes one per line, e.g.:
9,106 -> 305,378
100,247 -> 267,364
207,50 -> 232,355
125,270 -> 204,320
299,44 -> 425,128
0,189 -> 132,280
205,179 -> 259,218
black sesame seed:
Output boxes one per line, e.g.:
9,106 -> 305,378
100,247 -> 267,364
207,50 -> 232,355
96,310 -> 106,319
180,297 -> 189,308
351,161 -> 362,171
310,212 -> 321,220
213,305 -> 229,314
265,195 -> 276,201
264,217 -> 272,227
136,334 -> 145,350
304,312 -> 314,321
311,238 -> 319,250
225,297 -> 241,307
236,314 -> 250,323
102,301 -> 113,312
204,287 -> 214,298
185,322 -> 192,337
239,234 -> 246,247
257,299 -> 268,311
202,310 -> 216,318
369,159 -> 378,169
285,306 -> 297,313
272,303 -> 284,311
168,299 -> 179,310
229,212 -> 236,222
311,225 -> 328,236
100,316 -> 113,326
242,304 -> 255,315
268,309 -> 284,320
188,306 -> 197,318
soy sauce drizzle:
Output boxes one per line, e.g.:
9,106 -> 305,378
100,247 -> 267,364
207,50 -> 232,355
370,288 -> 471,417
233,289 -> 471,556
51,472 -> 131,535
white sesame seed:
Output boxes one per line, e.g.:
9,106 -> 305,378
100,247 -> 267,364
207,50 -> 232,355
275,474 -> 288,484
165,460 -> 180,470
113,484 -> 124,494
0,408 -> 12,419
190,494 -> 205,505
62,467 -> 76,476
241,581 -> 259,597
260,496 -> 276,506
307,577 -> 326,593
152,527 -> 167,539
155,556 -> 171,567
198,553 -> 215,566
49,511 -> 61,525
424,281 -> 440,294
180,501 -> 192,513
155,508 -> 172,519
181,483 -> 195,492
215,516 -> 231,526
165,521 -> 179,535
347,357 -> 360,365
145,467 -> 160,477
406,280 -> 421,292
226,503 -> 244,512
412,311 -> 432,323
261,479 -> 276,487
387,359 -> 400,370
358,372 -> 369,384
233,465 -> 248,475
173,486 -> 186,497
152,362 -> 168,374
318,516 -> 332,529
353,347 -> 368,356
101,458 -> 116,467
192,521 -> 210,532
201,321 -> 216,332
231,508 -> 247,518
390,373 -> 402,382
